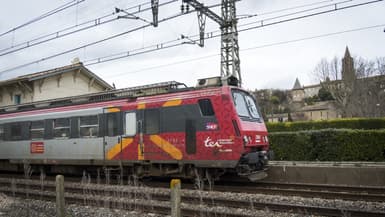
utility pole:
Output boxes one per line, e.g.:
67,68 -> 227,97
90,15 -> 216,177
182,0 -> 241,86
151,0 -> 159,27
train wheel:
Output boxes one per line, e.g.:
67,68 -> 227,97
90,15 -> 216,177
193,168 -> 218,191
205,169 -> 214,190
193,168 -> 205,190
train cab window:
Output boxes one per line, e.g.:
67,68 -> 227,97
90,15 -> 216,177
30,121 -> 44,140
80,116 -> 98,138
233,92 -> 249,117
53,118 -> 70,138
198,99 -> 215,116
232,90 -> 262,121
244,95 -> 261,119
10,123 -> 22,140
145,109 -> 159,134
124,112 -> 136,136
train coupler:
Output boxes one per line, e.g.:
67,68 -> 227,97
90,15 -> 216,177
236,150 -> 269,181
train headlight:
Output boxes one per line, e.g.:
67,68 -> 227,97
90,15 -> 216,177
243,136 -> 249,144
263,136 -> 269,143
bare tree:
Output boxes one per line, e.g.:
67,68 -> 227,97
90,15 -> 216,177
330,56 -> 341,80
312,55 -> 385,118
375,57 -> 385,75
355,56 -> 375,78
312,58 -> 330,82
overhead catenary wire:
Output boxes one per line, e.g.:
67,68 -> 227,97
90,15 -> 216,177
0,0 -> 344,56
0,0 -> 382,75
81,0 -> 384,66
0,0 -> 179,56
0,0 -> 85,38
0,11 -> 195,75
98,23 -> 384,79
0,0 -> 347,56
0,2 -> 225,75
82,0 -> 354,65
237,0 -> 361,30
237,0 -> 346,20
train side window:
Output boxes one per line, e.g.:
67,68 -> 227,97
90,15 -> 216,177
107,113 -> 119,136
10,123 -> 22,140
0,125 -> 3,140
198,99 -> 215,116
124,112 -> 136,136
30,121 -> 44,140
145,109 -> 159,134
80,115 -> 98,138
53,118 -> 70,138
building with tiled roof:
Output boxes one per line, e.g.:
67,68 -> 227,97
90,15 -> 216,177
0,61 -> 113,107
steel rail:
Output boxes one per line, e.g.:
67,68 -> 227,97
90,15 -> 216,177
0,178 -> 384,217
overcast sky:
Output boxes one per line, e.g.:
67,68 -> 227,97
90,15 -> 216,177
0,0 -> 384,90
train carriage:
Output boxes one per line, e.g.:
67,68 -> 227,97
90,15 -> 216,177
0,77 -> 269,181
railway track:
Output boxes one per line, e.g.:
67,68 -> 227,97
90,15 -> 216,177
0,177 -> 384,217
212,181 -> 385,202
138,177 -> 385,202
3,174 -> 385,202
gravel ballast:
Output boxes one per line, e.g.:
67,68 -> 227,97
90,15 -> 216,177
2,180 -> 385,217
0,192 -> 321,217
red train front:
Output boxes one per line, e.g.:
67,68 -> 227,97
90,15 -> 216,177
105,76 -> 269,181
0,76 -> 269,181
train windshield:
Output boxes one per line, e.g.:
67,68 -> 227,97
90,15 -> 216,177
232,90 -> 262,122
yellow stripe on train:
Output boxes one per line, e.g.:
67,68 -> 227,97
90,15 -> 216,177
162,99 -> 182,107
150,135 -> 183,160
138,143 -> 145,160
137,102 -> 146,109
106,138 -> 134,160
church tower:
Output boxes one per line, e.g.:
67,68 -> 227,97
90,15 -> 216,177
291,78 -> 305,102
341,46 -> 356,84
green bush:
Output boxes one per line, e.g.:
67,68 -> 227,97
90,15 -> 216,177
267,118 -> 385,132
269,129 -> 385,161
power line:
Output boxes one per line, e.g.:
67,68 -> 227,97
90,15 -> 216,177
0,2 -> 224,75
237,0 -> 384,32
0,0 -> 345,56
0,0 -> 85,38
237,0 -> 342,20
0,0 -> 350,57
0,0 -> 179,56
0,0 -> 382,74
92,24 -> 385,78
0,10 -> 194,74
81,0 -> 384,67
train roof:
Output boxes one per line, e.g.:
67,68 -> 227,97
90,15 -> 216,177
0,76 -> 240,115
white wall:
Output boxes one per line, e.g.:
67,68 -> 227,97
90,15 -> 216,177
0,86 -> 34,107
33,72 -> 105,102
0,70 -> 107,107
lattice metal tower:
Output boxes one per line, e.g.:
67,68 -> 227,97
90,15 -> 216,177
220,0 -> 240,85
183,0 -> 241,86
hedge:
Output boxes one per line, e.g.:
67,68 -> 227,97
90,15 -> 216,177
269,129 -> 385,161
266,118 -> 385,132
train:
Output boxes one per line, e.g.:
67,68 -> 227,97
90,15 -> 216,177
0,76 -> 270,182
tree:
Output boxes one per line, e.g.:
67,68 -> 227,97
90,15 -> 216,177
253,89 -> 291,120
312,57 -> 340,82
375,57 -> 385,75
312,51 -> 385,117
318,87 -> 334,101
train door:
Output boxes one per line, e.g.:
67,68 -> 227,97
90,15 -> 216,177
135,108 -> 162,160
102,107 -> 123,161
136,110 -> 145,160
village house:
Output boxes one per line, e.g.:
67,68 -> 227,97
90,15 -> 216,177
0,61 -> 113,108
